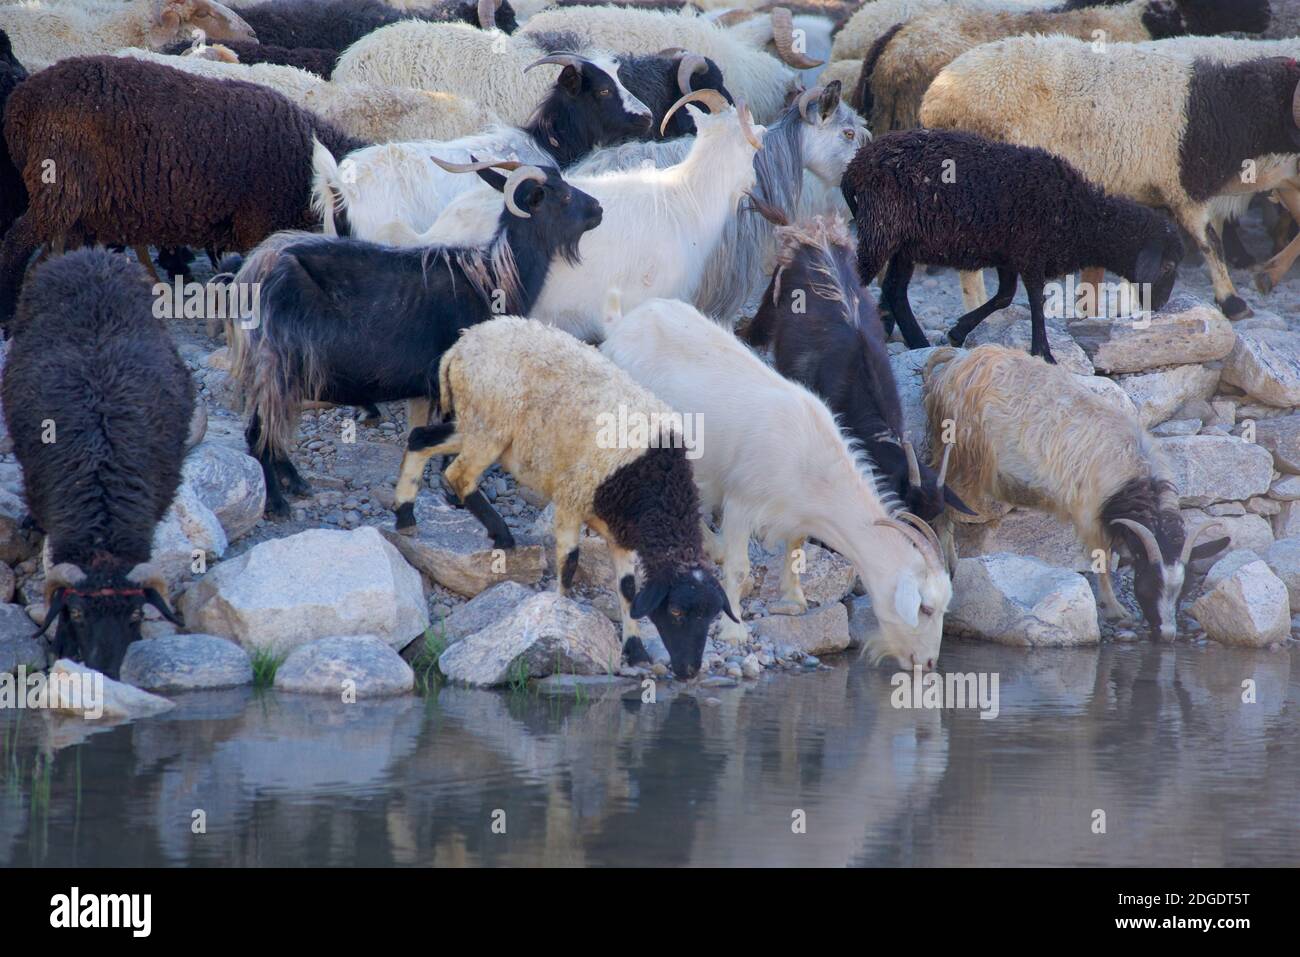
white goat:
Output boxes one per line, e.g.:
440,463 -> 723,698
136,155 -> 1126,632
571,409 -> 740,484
599,294 -> 952,669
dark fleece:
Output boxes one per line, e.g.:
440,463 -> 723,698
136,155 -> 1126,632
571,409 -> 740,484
238,0 -> 516,53
843,128 -> 1181,284
2,249 -> 193,569
160,38 -> 341,77
2,55 -> 365,253
1100,476 -> 1184,563
1180,55 -> 1300,202
0,30 -> 26,239
593,444 -> 704,579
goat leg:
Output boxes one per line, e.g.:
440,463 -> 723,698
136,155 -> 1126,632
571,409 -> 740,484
768,537 -> 808,616
1220,218 -> 1259,269
1252,184 -> 1300,293
881,254 -> 930,349
1024,274 -> 1055,364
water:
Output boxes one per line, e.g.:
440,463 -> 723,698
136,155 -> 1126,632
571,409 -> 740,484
1,640 -> 1296,867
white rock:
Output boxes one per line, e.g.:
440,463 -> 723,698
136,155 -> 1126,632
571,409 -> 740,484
1116,364 -> 1219,428
1067,298 -> 1235,373
749,602 -> 850,656
1073,374 -> 1140,419
1262,538 -> 1300,609
180,526 -> 429,656
1190,560 -> 1290,648
274,635 -> 414,697
1202,549 -> 1260,592
47,659 -> 174,720
440,581 -> 537,643
149,483 -> 228,588
1220,328 -> 1300,407
437,591 -> 622,687
181,441 -> 266,541
945,554 -> 1100,646
120,633 -> 253,692
1157,435 -> 1273,506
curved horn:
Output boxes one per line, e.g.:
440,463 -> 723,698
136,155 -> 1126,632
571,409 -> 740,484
502,165 -> 547,218
659,89 -> 730,135
127,562 -> 168,596
936,442 -> 952,489
430,155 -> 523,174
770,8 -> 824,70
737,99 -> 762,151
44,563 -> 86,604
524,53 -> 589,75
1111,518 -> 1163,567
903,438 -> 922,488
676,52 -> 709,96
875,515 -> 945,575
796,84 -> 825,124
477,0 -> 498,29
1179,520 -> 1226,568
897,511 -> 944,560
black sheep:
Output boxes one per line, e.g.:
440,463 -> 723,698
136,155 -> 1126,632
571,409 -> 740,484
0,55 -> 367,328
230,158 -> 603,520
0,30 -> 26,242
160,37 -> 342,77
3,249 -> 193,679
842,129 -> 1185,364
236,0 -> 515,53
743,196 -> 973,523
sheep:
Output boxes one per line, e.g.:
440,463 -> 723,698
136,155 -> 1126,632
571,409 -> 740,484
162,36 -> 343,76
118,47 -> 498,143
855,0 -> 1272,132
0,55 -> 365,328
418,91 -> 767,340
841,128 -> 1185,364
398,316 -> 736,679
0,30 -> 26,242
564,81 -> 866,324
923,344 -> 1231,640
311,52 -> 656,240
0,0 -> 255,71
233,0 -> 513,53
920,36 -> 1300,321
227,157 -> 604,518
599,294 -> 952,668
742,196 -> 974,522
3,248 -> 193,679
518,6 -> 807,121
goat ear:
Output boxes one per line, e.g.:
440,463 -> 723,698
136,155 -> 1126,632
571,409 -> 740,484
713,579 -> 740,623
1189,536 -> 1231,564
893,575 -> 922,628
1134,241 -> 1163,285
557,64 -> 583,96
819,81 -> 842,122
476,167 -> 508,192
630,579 -> 670,619
943,486 -> 978,516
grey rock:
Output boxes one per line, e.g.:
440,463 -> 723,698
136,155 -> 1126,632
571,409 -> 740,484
1116,364 -> 1219,428
1269,475 -> 1300,500
754,541 -> 856,608
1068,299 -> 1235,373
149,482 -> 228,588
535,673 -> 636,696
964,305 -> 1093,375
1253,414 -> 1300,474
888,346 -> 944,461
951,508 -> 1086,570
1262,538 -> 1300,610
181,441 -> 266,542
748,601 -> 850,656
1151,418 -> 1201,437
274,635 -> 415,697
844,594 -> 878,650
120,634 -> 253,692
1190,560 -> 1290,648
1220,328 -> 1300,407
440,580 -> 537,643
0,488 -> 38,565
1203,549 -> 1260,592
1181,509 -> 1274,553
1158,435 -> 1273,506
946,553 -> 1100,646
0,628 -> 43,675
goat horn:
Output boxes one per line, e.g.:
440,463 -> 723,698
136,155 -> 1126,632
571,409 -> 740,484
770,8 -> 824,70
660,89 -> 730,135
875,515 -> 945,575
796,85 -> 825,124
903,438 -> 921,489
524,53 -> 589,74
936,442 -> 952,489
676,53 -> 709,96
1111,518 -> 1163,568
430,155 -> 523,174
44,562 -> 86,604
1179,520 -> 1226,568
502,165 -> 547,218
127,561 -> 169,595
477,0 -> 498,29
737,99 -> 762,150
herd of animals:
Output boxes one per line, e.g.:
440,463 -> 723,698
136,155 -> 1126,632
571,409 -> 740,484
4,0 -> 1300,685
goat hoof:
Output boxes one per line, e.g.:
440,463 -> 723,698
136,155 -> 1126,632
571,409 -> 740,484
265,502 -> 291,520
1218,295 -> 1252,321
394,502 -> 417,534
1254,272 -> 1276,295
492,532 -> 516,550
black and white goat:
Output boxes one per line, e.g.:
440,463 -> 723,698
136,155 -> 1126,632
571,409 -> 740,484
230,158 -> 603,519
743,196 -> 973,522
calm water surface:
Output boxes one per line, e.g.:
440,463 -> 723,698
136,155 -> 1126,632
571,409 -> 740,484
1,640 -> 1296,866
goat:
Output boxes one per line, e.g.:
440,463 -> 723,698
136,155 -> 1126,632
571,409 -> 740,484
742,196 -> 974,522
3,249 -> 193,679
923,344 -> 1231,640
228,158 -> 603,518
841,129 -> 1185,363
601,294 -> 953,669
400,316 -> 736,679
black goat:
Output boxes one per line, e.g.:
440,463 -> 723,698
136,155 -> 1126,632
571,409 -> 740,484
842,129 -> 1185,364
743,196 -> 974,522
236,0 -> 515,52
159,38 -> 342,77
3,249 -> 192,679
0,30 -> 26,241
616,50 -> 733,139
231,158 -> 602,520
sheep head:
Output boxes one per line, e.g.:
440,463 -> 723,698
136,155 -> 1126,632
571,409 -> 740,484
148,0 -> 257,51
624,567 -> 736,680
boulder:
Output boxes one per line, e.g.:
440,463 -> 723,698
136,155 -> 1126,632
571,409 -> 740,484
1202,549 -> 1260,592
441,581 -> 537,643
1253,414 -> 1300,474
749,601 -> 851,656
180,526 -> 429,656
964,305 -> 1093,375
1157,435 -> 1273,506
274,635 -> 414,697
1274,501 -> 1300,539
1262,538 -> 1300,609
0,625 -> 42,675
381,496 -> 545,598
1269,475 -> 1300,500
1068,298 -> 1235,373
1189,560 -> 1290,648
1219,327 -> 1300,407
754,542 -> 857,608
437,591 -> 622,687
1115,364 -> 1219,428
149,483 -> 228,588
951,508 -> 1086,570
181,441 -> 266,541
1180,509 -> 1274,554
945,554 -> 1100,646
47,659 -> 174,720
120,633 -> 252,692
